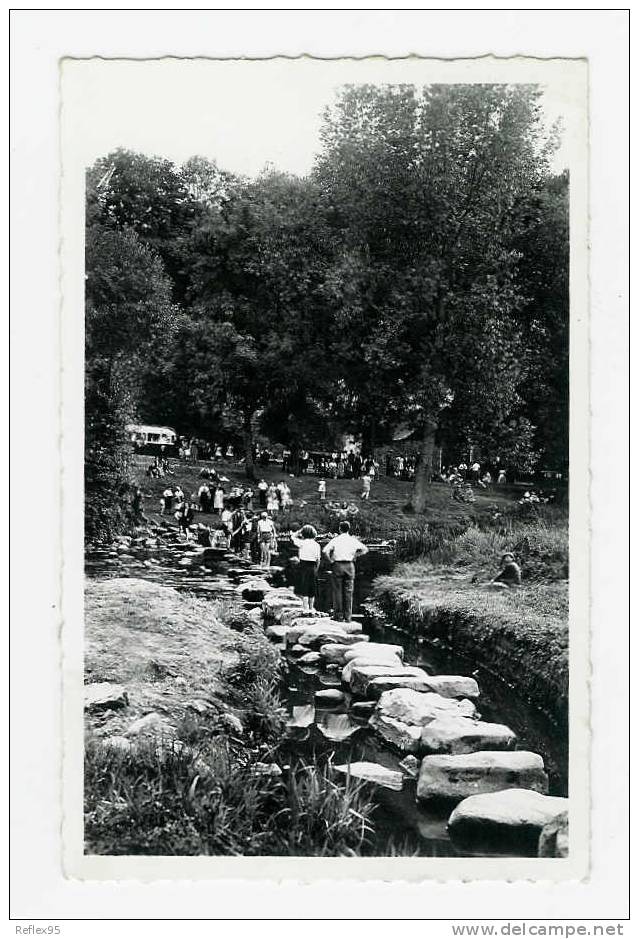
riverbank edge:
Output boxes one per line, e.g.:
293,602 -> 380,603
370,584 -> 568,736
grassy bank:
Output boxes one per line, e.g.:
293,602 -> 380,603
372,520 -> 569,732
84,578 -> 377,856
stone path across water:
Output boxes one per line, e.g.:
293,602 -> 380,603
86,524 -> 569,858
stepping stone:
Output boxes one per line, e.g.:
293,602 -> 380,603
314,689 -> 345,706
365,673 -> 434,697
342,642 -> 404,664
348,664 -> 431,697
419,676 -> 480,700
84,682 -> 129,713
319,639 -> 370,665
419,716 -> 517,755
538,810 -> 569,858
298,651 -> 321,665
341,656 -> 403,685
333,761 -> 403,791
316,713 -> 361,742
367,713 -> 423,753
372,688 -> 478,726
417,751 -> 549,803
448,789 -> 569,853
286,704 -> 315,728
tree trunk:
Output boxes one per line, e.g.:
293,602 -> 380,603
409,418 -> 438,514
243,413 -> 256,480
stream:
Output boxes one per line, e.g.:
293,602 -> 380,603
86,523 -> 568,858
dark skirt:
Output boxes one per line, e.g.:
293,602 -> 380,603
296,560 -> 317,598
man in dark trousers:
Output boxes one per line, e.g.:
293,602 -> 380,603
322,521 -> 369,622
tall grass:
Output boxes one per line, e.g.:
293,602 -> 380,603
84,739 -> 376,856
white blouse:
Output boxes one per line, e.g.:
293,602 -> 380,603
292,535 -> 321,562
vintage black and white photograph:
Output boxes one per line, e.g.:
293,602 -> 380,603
60,55 -> 588,872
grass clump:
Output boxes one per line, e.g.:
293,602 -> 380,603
84,740 -> 376,857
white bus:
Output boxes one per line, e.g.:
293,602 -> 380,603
126,424 -> 177,453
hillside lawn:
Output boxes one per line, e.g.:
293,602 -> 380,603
131,456 -> 518,538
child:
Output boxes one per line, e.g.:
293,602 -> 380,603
361,474 -> 371,500
318,478 -> 326,501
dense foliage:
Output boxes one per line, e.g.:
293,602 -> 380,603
85,83 -> 569,527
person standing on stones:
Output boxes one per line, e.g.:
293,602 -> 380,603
257,478 -> 268,508
291,525 -> 321,614
257,512 -> 277,568
323,521 -> 368,623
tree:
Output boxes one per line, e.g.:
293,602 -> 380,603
315,83 -> 558,510
182,170 -> 338,476
87,149 -> 199,302
85,218 -> 176,539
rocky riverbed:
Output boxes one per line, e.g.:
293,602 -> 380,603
85,521 -> 569,858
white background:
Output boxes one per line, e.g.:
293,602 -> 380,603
9,7 -> 630,929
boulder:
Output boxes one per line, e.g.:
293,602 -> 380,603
333,761 -> 404,791
420,716 -> 517,755
84,682 -> 129,713
448,789 -> 569,853
314,689 -> 346,706
538,809 -> 569,858
417,751 -> 548,803
124,712 -> 176,741
373,688 -> 478,726
342,642 -> 404,664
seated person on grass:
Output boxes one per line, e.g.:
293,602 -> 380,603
491,552 -> 522,588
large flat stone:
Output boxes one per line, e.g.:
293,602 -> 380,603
420,716 -> 517,755
319,640 -> 370,665
419,676 -> 480,699
84,682 -> 129,713
373,688 -> 478,726
286,619 -> 352,645
348,664 -> 431,697
342,642 -> 404,664
448,789 -> 569,853
333,761 -> 404,791
341,657 -> 404,686
417,751 -> 548,803
366,674 -> 434,697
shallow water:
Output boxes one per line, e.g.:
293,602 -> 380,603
86,528 -> 567,858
